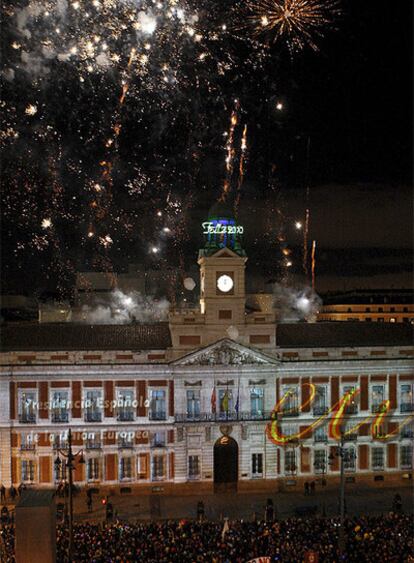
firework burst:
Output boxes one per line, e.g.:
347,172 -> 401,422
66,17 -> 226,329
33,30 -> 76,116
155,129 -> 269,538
247,0 -> 340,52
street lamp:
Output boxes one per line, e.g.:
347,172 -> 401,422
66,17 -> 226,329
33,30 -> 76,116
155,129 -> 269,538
54,429 -> 85,562
328,431 -> 357,559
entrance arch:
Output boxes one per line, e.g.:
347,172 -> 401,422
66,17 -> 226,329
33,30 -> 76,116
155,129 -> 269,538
214,436 -> 238,491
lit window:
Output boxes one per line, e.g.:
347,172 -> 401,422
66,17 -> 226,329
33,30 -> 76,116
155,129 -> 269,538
252,453 -> 263,477
188,455 -> 200,479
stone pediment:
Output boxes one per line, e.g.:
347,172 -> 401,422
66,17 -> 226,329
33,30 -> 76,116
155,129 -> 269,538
172,339 -> 279,366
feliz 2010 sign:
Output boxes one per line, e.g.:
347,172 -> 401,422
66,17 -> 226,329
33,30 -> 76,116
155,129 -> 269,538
202,221 -> 244,235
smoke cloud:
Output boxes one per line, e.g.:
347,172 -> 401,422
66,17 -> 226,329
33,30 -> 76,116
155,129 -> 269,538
80,289 -> 170,324
272,283 -> 322,323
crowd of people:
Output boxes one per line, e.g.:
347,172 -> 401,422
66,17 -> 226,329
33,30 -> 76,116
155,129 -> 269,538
1,512 -> 413,562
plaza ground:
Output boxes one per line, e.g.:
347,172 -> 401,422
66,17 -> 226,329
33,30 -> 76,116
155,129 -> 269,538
3,480 -> 413,524
33,481 -> 414,523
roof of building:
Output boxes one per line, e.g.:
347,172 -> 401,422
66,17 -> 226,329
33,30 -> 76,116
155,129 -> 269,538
321,289 -> 414,305
276,322 -> 414,348
0,321 -> 412,353
0,323 -> 172,351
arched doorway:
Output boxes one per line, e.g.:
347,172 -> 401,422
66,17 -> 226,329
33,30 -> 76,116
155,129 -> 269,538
214,435 -> 238,492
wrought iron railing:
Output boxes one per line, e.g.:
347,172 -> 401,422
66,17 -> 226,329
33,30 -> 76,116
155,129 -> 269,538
51,411 -> 69,423
117,411 -> 135,422
174,411 -> 273,423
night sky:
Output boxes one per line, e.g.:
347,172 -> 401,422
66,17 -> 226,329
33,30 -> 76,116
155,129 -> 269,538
1,0 -> 412,300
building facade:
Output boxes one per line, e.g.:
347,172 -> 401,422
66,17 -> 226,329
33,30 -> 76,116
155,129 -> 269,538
1,221 -> 413,491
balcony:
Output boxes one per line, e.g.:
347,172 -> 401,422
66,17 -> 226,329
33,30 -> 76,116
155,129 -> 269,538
313,406 -> 329,416
85,412 -> 102,423
281,408 -> 300,418
400,429 -> 414,439
19,414 -> 36,424
344,405 -> 358,415
150,440 -> 166,448
51,411 -> 69,423
343,433 -> 358,442
372,464 -> 384,471
53,442 -> 69,451
314,434 -> 328,443
118,440 -> 134,449
20,444 -> 36,452
314,464 -> 327,474
401,403 -> 414,413
371,404 -> 386,414
149,411 -> 167,421
117,410 -> 135,422
174,411 -> 273,423
85,441 -> 102,450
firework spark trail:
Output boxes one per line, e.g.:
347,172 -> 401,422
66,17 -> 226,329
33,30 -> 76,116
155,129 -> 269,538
91,47 -> 138,250
234,123 -> 248,216
247,0 -> 340,52
303,207 -> 310,278
220,99 -> 240,202
311,239 -> 316,290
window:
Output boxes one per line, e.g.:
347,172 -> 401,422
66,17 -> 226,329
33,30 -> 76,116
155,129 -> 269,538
150,431 -> 165,448
85,432 -> 102,450
400,384 -> 413,413
252,453 -> 263,477
87,458 -> 100,481
119,457 -> 133,480
343,447 -> 356,472
314,424 -> 328,443
372,422 -> 386,439
84,390 -> 103,422
365,307 -> 371,312
137,454 -> 148,479
284,450 -> 297,474
281,385 -> 299,416
390,317 -> 396,323
390,307 -> 395,312
341,385 -> 358,414
281,424 -> 298,442
314,450 -> 327,473
371,385 -> 385,413
19,391 -> 37,423
152,454 -> 165,480
400,445 -> 413,469
54,459 -> 67,482
343,420 -> 358,441
51,390 -> 70,423
365,318 -> 372,322
313,386 -> 328,415
371,447 -> 384,470
219,310 -> 232,319
218,389 -> 233,417
21,460 -> 35,482
53,432 -> 69,451
186,390 -> 201,419
378,307 -> 383,313
250,388 -> 264,416
188,455 -> 200,479
117,389 -> 135,422
149,389 -> 166,420
400,421 -> 414,439
118,431 -> 134,449
20,432 -> 36,451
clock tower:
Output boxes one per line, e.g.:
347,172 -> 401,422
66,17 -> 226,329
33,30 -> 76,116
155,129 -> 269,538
169,207 -> 276,356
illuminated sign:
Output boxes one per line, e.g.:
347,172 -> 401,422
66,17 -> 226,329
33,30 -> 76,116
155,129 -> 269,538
266,383 -> 413,446
202,221 -> 244,235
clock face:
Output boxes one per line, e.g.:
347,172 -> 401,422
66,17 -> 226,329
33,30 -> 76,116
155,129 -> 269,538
217,274 -> 234,293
